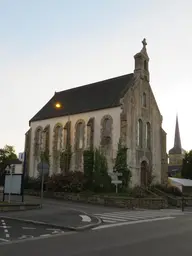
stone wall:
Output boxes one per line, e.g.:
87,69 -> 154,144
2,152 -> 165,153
26,190 -> 168,209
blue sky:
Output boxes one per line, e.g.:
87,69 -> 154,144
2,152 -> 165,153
0,0 -> 191,153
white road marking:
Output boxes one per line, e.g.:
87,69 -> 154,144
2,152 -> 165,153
0,238 -> 9,242
0,219 -> 10,240
52,230 -> 65,234
94,209 -> 184,224
40,234 -> 51,237
46,228 -> 61,231
22,227 -> 36,230
79,215 -> 91,222
93,216 -> 175,230
18,235 -> 34,240
101,219 -> 116,223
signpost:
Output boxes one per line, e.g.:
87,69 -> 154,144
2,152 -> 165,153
37,162 -> 49,206
111,180 -> 122,194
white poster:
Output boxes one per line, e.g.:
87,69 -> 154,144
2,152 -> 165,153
4,174 -> 22,194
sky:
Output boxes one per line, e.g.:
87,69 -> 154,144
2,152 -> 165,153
0,0 -> 191,154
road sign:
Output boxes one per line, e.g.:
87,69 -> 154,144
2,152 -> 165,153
37,162 -> 49,175
111,180 -> 122,184
116,172 -> 123,177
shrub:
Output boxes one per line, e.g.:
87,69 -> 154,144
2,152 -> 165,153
128,186 -> 148,198
46,171 -> 85,193
24,176 -> 41,190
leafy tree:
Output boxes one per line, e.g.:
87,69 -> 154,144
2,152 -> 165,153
181,150 -> 192,179
113,139 -> 131,188
0,145 -> 17,172
0,145 -> 17,185
92,148 -> 112,192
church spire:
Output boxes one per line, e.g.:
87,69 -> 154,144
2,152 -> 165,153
174,114 -> 182,149
169,114 -> 183,154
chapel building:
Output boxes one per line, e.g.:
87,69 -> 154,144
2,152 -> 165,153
24,39 -> 168,187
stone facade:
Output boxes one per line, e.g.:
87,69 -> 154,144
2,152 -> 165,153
25,39 -> 167,187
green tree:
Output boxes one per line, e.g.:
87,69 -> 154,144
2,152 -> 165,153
92,148 -> 112,192
0,145 -> 17,171
181,150 -> 192,179
113,139 -> 131,188
0,145 -> 17,185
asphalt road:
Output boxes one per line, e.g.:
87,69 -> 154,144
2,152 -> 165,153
1,214 -> 192,255
0,218 -> 67,243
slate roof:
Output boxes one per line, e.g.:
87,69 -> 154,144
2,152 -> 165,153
169,147 -> 186,155
30,73 -> 134,123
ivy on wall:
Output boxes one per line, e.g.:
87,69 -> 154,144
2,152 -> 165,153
60,146 -> 72,173
113,139 -> 132,188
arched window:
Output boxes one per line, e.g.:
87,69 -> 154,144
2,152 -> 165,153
34,127 -> 43,156
36,129 -> 42,147
54,125 -> 62,151
101,115 -> 113,146
142,92 -> 147,107
146,122 -> 151,149
63,121 -> 71,149
87,118 -> 94,149
76,121 -> 85,149
43,125 -> 50,152
137,119 -> 143,148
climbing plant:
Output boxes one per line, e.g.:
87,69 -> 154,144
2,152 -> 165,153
113,139 -> 131,188
60,145 -> 72,173
83,149 -> 94,188
40,149 -> 50,165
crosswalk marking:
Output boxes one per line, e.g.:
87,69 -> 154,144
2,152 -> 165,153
94,209 -> 184,224
93,217 -> 175,230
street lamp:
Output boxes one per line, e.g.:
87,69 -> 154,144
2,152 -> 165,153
55,102 -> 62,109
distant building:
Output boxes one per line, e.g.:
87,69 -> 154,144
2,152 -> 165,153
18,152 -> 25,162
168,115 -> 186,176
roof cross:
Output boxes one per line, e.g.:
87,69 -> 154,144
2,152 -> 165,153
142,38 -> 147,47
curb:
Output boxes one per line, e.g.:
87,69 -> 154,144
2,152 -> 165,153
0,214 -> 102,232
0,204 -> 41,213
